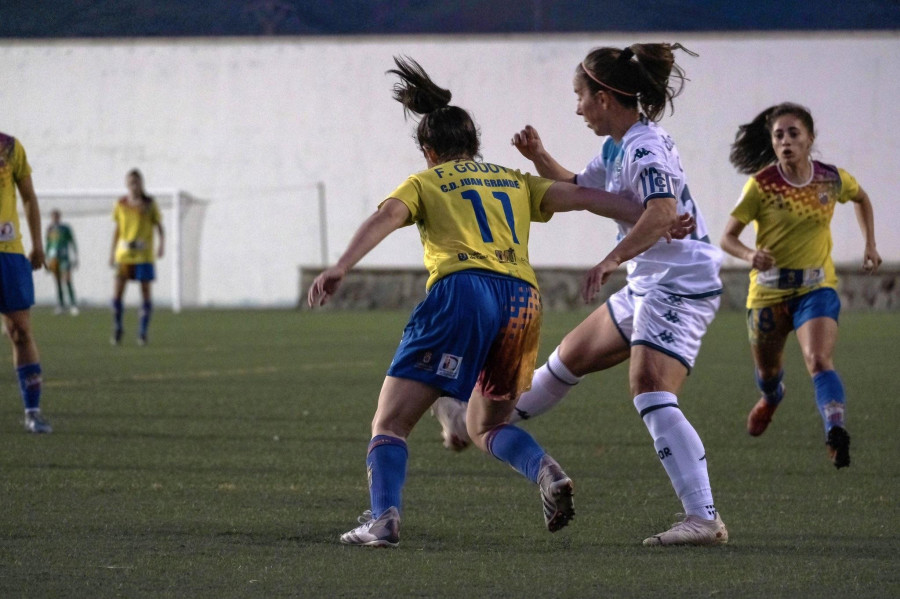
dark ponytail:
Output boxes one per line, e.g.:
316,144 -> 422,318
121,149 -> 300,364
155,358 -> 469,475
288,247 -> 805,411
730,102 -> 815,174
387,56 -> 480,163
579,43 -> 697,122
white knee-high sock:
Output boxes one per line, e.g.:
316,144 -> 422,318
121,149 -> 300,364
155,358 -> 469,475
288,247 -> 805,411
510,347 -> 582,424
634,391 -> 716,519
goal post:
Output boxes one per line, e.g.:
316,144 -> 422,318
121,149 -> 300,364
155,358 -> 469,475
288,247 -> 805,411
30,188 -> 207,313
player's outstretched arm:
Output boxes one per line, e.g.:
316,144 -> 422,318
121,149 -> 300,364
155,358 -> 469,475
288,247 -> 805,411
307,198 -> 411,308
511,125 -> 577,183
582,196 -> 679,302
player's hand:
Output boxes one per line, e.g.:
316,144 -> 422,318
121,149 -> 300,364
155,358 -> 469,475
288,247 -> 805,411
308,266 -> 347,308
664,213 -> 695,243
862,246 -> 882,274
749,247 -> 775,271
511,125 -> 545,162
581,257 -> 620,303
28,248 -> 45,271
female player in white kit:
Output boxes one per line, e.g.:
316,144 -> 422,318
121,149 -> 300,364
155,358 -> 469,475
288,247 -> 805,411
436,42 -> 729,547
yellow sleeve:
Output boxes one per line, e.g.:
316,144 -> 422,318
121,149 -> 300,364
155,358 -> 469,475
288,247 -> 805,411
522,172 -> 555,223
730,177 -> 761,225
380,176 -> 421,227
12,139 -> 32,182
837,168 -> 860,204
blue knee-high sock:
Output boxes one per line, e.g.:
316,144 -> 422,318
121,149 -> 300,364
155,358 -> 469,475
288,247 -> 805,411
17,363 -> 42,411
486,424 -> 546,483
813,370 -> 846,432
112,299 -> 124,333
366,435 -> 408,518
756,370 -> 785,405
139,301 -> 152,338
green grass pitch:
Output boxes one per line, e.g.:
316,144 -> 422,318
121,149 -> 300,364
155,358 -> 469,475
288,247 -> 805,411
0,307 -> 897,597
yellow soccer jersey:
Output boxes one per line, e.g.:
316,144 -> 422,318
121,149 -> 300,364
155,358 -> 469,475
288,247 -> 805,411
731,161 -> 858,308
385,160 -> 554,290
0,134 -> 32,255
113,197 -> 162,264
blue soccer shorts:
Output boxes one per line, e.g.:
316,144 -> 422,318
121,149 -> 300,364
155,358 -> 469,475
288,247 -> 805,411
0,252 -> 35,314
747,286 -> 841,346
117,262 -> 156,282
387,270 -> 542,401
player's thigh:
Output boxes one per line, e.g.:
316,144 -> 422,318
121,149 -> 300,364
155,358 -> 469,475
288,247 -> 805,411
558,302 -> 630,376
629,344 -> 688,395
372,376 -> 442,439
747,303 -> 793,375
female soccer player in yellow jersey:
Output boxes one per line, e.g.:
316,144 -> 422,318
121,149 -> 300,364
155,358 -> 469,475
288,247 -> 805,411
0,132 -> 51,433
110,168 -> 165,346
307,56 -> 688,548
721,102 -> 881,469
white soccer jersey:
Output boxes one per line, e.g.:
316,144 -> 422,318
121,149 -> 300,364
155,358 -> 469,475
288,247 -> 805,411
577,118 -> 722,297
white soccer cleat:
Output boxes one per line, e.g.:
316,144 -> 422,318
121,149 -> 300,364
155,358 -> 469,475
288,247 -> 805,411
431,396 -> 471,451
24,410 -> 53,434
340,507 -> 400,548
642,513 -> 728,546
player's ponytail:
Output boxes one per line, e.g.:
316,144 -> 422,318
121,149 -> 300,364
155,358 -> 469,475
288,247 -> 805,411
579,43 -> 696,122
388,56 -> 480,163
730,102 -> 816,174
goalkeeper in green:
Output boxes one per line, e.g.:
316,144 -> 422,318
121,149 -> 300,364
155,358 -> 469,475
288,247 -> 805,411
45,209 -> 79,315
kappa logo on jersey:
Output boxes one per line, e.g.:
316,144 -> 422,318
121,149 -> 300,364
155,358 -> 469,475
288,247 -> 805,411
633,148 -> 654,161
437,353 -> 462,379
663,310 -> 681,324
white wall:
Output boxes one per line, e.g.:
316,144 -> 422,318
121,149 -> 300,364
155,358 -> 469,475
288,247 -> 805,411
2,32 -> 898,307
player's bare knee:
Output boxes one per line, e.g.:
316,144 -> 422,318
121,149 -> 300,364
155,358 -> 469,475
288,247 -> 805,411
6,323 -> 31,348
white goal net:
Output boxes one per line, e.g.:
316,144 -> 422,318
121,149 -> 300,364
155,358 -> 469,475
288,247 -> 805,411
30,189 -> 206,312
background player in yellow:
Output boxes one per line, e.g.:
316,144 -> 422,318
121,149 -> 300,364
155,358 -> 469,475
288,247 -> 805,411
0,132 -> 51,433
45,209 -> 79,315
721,102 -> 881,468
110,168 -> 165,345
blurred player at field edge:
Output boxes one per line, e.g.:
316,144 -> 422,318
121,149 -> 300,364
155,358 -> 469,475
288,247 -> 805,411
306,56 -> 674,548
0,132 -> 51,433
45,209 -> 79,315
110,168 -> 164,346
721,102 -> 881,469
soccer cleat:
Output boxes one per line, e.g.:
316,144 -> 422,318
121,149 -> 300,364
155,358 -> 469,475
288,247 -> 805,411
340,507 -> 400,547
431,396 -> 471,451
53,306 -> 64,315
24,410 -> 53,434
69,306 -> 80,316
747,397 -> 779,436
537,455 -> 575,532
642,513 -> 728,547
137,335 -> 148,346
111,328 -> 123,346
826,426 -> 851,469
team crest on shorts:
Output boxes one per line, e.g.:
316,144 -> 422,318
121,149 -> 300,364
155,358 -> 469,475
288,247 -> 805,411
436,353 -> 462,379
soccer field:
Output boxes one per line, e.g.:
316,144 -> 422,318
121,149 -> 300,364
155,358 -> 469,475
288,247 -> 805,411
1,308 -> 897,597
